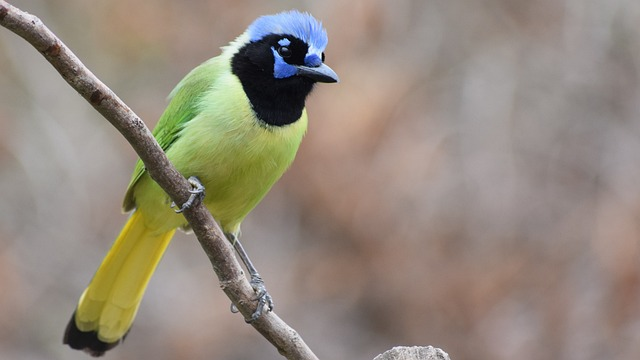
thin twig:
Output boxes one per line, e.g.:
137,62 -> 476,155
0,2 -> 318,359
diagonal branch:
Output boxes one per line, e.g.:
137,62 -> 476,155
0,2 -> 317,359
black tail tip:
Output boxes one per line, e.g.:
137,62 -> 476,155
63,312 -> 123,357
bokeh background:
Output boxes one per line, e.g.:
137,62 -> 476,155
2,0 -> 640,359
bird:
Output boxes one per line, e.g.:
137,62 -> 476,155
63,10 -> 338,357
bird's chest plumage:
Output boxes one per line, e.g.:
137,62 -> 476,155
163,75 -> 308,232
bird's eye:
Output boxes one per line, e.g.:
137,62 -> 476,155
278,46 -> 292,58
321,52 -> 325,62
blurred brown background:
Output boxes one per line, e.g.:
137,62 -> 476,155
2,0 -> 640,359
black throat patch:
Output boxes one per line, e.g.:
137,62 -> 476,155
231,35 -> 316,127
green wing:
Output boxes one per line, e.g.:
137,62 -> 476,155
122,58 -> 223,212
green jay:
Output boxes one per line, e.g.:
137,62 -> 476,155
63,10 -> 338,356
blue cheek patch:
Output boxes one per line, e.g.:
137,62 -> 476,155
305,54 -> 322,67
271,47 -> 297,79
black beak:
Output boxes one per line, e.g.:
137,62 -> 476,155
295,63 -> 339,83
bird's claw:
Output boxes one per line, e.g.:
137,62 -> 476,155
247,275 -> 274,323
170,176 -> 205,213
229,275 -> 274,322
230,303 -> 239,314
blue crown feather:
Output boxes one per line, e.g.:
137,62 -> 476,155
248,10 -> 329,53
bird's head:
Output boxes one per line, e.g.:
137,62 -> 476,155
229,10 -> 339,126
239,10 -> 338,84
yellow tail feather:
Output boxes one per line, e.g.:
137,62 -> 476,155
74,211 -> 175,343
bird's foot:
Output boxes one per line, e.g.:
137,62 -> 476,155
171,176 -> 205,213
248,274 -> 274,322
229,274 -> 274,323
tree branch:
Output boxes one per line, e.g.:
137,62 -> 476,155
374,346 -> 451,360
0,2 -> 317,359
